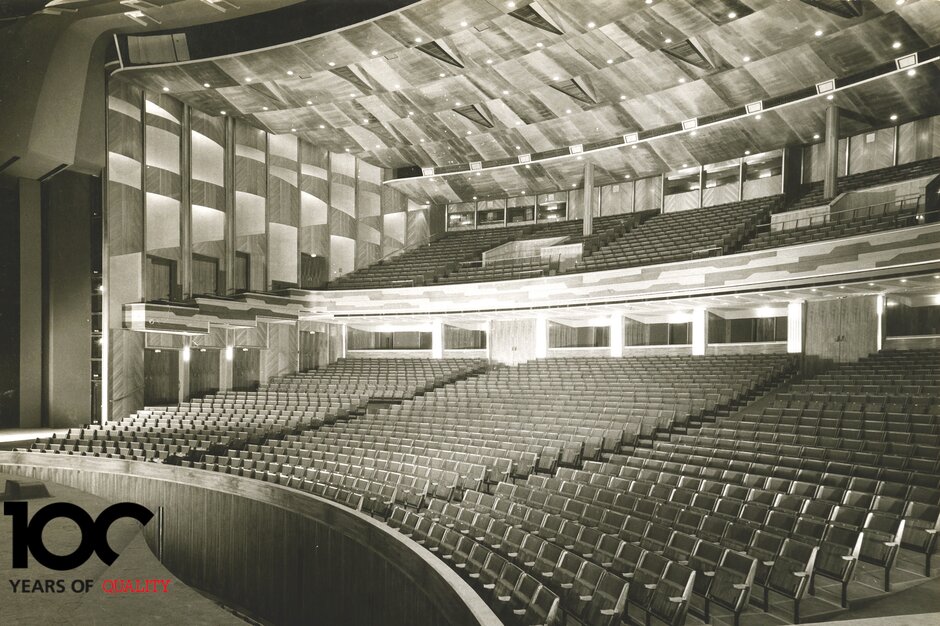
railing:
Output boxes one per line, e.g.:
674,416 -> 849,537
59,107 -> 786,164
748,194 -> 925,247
691,246 -> 724,260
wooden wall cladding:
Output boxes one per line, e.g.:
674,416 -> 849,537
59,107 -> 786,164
109,329 -> 144,421
489,318 -> 536,365
0,453 -> 499,626
849,128 -> 895,175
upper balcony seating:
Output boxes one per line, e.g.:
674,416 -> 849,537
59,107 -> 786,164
784,157 -> 940,213
739,194 -> 924,253
574,196 -> 781,273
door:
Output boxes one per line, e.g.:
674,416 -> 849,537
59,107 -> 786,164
144,349 -> 179,405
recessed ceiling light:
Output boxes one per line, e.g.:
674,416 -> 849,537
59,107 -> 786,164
203,83 -> 210,88
868,282 -> 875,286
536,42 -> 544,48
742,56 -> 751,62
515,145 -> 521,149
814,30 -> 823,37
813,133 -> 820,139
420,138 -> 425,142
262,106 -> 269,111
553,75 -> 560,80
414,37 -> 423,43
744,150 -> 751,155
319,124 -> 325,129
565,108 -> 572,114
486,59 -> 493,65
900,278 -> 908,283
286,70 -> 294,76
507,1 -> 515,7
516,120 -> 523,125
349,93 -> 356,98
375,144 -> 380,148
755,114 -> 762,120
896,0 -> 904,5
408,111 -> 414,116
892,41 -> 902,49
439,72 -> 446,78
607,59 -> 614,64
162,86 -> 169,92
587,21 -> 596,28
291,128 -> 296,132
572,183 -> 577,187
826,94 -> 834,100
371,50 -> 378,55
907,69 -> 916,76
620,95 -> 626,100
466,130 -> 472,135
306,100 -> 313,105
728,11 -> 737,18
690,130 -> 697,136
460,20 -> 468,27
502,89 -> 509,95
631,145 -> 637,149
363,118 -> 369,123
525,164 -> 531,168
625,174 -> 631,178
328,61 -> 336,67
839,285 -> 845,289
664,38 -> 672,44
682,163 -> 688,167
455,101 -> 461,106
678,77 -> 686,83
646,0 -> 652,4
890,114 -> 898,121
472,196 -> 477,199
220,110 -> 226,115
811,288 -> 818,292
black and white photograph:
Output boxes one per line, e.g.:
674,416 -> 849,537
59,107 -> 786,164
1,0 -> 940,624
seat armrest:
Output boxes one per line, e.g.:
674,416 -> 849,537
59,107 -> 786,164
732,583 -> 748,590
793,571 -> 809,578
644,583 -> 657,590
705,571 -> 715,577
841,555 -> 856,561
669,596 -> 685,603
763,560 -> 775,567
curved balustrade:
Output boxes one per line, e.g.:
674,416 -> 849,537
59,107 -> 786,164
0,452 -> 499,626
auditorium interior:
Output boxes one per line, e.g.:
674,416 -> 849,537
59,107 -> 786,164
2,0 -> 940,624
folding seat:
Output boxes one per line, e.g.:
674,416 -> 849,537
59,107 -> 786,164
792,517 -> 827,544
422,523 -> 448,554
533,542 -> 564,582
741,502 -> 770,528
688,540 -> 725,599
812,525 -> 862,607
507,579 -> 561,626
831,505 -> 867,530
901,502 -> 940,576
802,499 -> 836,522
619,515 -> 649,544
599,510 -> 627,535
578,571 -> 628,626
746,530 -> 785,590
573,526 -> 602,561
701,551 -> 757,626
859,512 -> 905,591
538,514 -> 565,545
640,522 -> 672,554
625,551 -> 670,620
663,531 -> 698,564
676,509 -> 705,536
484,519 -> 511,551
764,510 -> 796,537
517,534 -> 547,569
644,562 -> 695,626
490,562 -> 526,608
762,539 -> 817,623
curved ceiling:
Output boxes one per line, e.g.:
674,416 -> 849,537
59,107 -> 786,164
112,0 -> 940,179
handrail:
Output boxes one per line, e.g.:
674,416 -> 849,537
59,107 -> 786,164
756,194 -> 923,233
691,246 -> 723,260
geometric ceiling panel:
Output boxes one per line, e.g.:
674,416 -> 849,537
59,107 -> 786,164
329,66 -> 374,93
799,0 -> 865,19
415,40 -> 464,68
508,1 -> 563,36
549,78 -> 596,105
453,104 -> 493,128
662,38 -> 714,70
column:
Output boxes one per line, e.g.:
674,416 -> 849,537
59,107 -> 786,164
179,343 -> 191,403
180,105 -> 192,299
582,162 -> 594,236
787,300 -> 805,354
219,339 -> 233,392
876,295 -> 885,352
824,106 -> 841,200
431,320 -> 444,359
534,317 -> 548,359
19,178 -> 42,427
691,307 -> 707,356
223,115 -> 236,294
609,313 -> 624,358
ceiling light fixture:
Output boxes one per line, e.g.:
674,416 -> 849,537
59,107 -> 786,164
203,82 -> 210,88
414,37 -> 423,43
907,68 -> 916,76
678,77 -> 686,83
328,61 -> 335,67
826,94 -> 834,100
664,38 -> 672,44
892,41 -> 902,49
587,21 -> 596,28
291,128 -> 296,132
319,124 -> 325,129
306,100 -> 313,105
536,42 -> 544,48
813,133 -> 820,139
728,11 -> 737,18
502,89 -> 509,95
742,56 -> 751,62
890,114 -> 898,121
607,59 -> 614,64
286,70 -> 294,76
262,106 -> 269,111
439,72 -> 446,78
162,86 -> 170,92
460,20 -> 468,27
744,150 -> 751,155
220,110 -> 226,115
755,113 -> 762,120
815,30 -> 823,37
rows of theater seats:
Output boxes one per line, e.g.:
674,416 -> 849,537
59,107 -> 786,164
784,157 -> 940,213
572,197 -> 782,273
323,158 -> 938,291
740,194 -> 924,253
435,213 -> 655,285
23,351 -> 940,625
328,227 -> 525,290
381,350 -> 940,625
30,359 -> 487,461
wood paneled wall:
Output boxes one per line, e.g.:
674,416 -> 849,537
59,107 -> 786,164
0,453 -> 499,626
805,296 -> 879,363
489,318 -> 536,365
